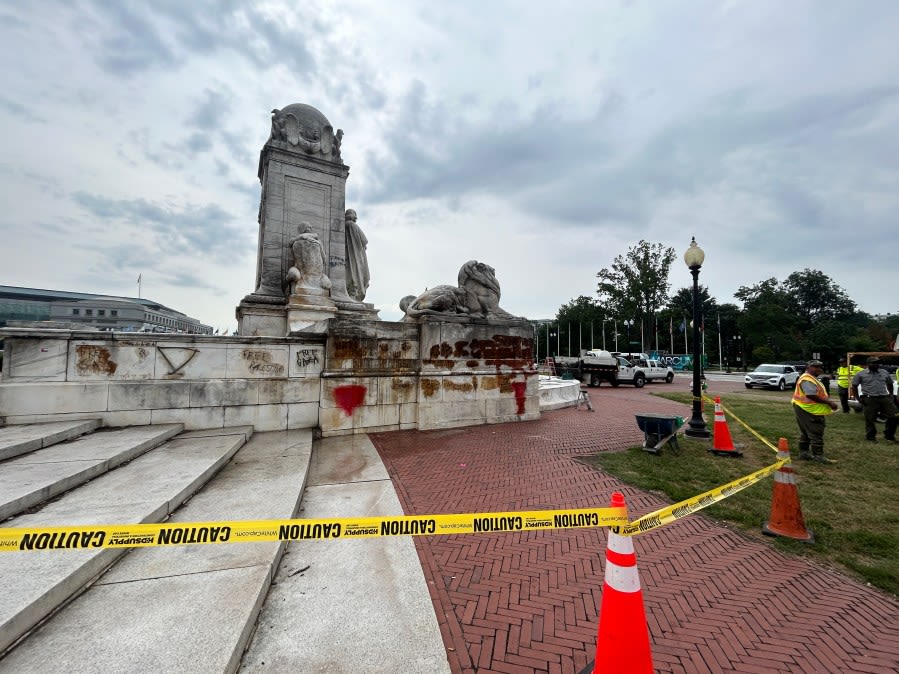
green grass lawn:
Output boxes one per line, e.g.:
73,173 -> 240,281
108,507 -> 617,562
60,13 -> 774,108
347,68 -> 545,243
579,390 -> 899,597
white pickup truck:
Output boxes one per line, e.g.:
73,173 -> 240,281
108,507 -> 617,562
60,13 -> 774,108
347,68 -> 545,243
615,357 -> 675,387
552,351 -> 676,388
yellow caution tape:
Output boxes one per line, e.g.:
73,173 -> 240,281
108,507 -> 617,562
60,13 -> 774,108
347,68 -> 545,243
0,395 -> 796,550
0,506 -> 627,553
703,394 -> 779,453
620,458 -> 788,536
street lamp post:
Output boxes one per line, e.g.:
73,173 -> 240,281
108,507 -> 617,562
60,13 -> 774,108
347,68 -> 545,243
684,237 -> 710,438
623,319 -> 634,354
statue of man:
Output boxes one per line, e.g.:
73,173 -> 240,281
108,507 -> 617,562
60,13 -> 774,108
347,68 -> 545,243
344,208 -> 370,301
285,223 -> 332,295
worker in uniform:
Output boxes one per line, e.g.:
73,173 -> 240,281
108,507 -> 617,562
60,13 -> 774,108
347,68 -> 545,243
835,357 -> 863,413
850,356 -> 898,443
792,359 -> 839,464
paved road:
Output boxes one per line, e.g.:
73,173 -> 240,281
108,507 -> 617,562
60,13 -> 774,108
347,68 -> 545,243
371,377 -> 899,673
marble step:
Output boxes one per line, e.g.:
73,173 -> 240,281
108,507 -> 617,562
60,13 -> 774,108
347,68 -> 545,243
0,424 -> 184,522
0,419 -> 101,462
0,428 -> 311,673
0,426 -> 252,655
240,435 -> 451,673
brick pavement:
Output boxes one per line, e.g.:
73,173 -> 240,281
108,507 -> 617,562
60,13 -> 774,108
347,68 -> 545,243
370,379 -> 899,673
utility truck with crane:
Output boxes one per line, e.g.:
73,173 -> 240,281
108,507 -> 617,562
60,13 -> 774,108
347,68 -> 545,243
551,350 -> 674,388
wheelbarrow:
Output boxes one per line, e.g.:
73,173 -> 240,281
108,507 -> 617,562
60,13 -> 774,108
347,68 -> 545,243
635,413 -> 684,454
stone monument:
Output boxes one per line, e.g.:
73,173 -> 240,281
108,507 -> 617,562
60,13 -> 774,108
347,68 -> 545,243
1,102 -> 539,437
237,103 -> 377,336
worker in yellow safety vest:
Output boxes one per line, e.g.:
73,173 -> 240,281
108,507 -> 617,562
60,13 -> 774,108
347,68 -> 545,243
792,359 -> 838,464
835,357 -> 863,413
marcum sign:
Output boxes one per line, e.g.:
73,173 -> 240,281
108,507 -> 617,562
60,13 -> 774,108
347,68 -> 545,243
648,353 -> 708,371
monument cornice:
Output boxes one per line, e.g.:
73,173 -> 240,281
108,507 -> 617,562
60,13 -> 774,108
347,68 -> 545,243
258,142 -> 350,181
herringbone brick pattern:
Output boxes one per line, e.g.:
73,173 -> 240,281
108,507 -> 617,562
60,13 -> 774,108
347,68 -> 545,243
371,381 -> 899,673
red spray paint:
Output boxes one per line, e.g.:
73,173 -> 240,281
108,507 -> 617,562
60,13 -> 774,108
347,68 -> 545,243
512,381 -> 527,415
334,385 -> 367,416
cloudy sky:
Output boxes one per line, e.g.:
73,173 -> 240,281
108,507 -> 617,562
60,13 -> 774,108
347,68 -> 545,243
2,1 -> 897,330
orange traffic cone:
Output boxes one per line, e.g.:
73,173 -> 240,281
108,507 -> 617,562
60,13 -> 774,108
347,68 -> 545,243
593,492 -> 653,674
710,397 -> 742,457
762,438 -> 814,543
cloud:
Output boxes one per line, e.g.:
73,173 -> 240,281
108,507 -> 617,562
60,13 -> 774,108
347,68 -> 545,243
72,0 -> 320,78
70,191 -> 252,264
2,1 -> 898,329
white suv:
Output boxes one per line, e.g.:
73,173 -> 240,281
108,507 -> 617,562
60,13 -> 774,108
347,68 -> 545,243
744,364 -> 801,391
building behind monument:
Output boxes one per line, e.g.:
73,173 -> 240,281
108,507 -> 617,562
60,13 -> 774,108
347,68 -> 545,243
0,285 -> 212,334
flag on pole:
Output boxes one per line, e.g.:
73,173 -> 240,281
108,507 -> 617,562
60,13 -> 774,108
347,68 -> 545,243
137,274 -> 142,284
679,318 -> 686,333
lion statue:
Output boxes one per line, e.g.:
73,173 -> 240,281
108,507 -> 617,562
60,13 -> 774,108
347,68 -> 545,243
399,285 -> 469,319
400,260 -> 519,321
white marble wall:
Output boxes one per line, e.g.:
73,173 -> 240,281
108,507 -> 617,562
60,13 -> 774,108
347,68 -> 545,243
0,324 -> 539,435
0,332 -> 325,432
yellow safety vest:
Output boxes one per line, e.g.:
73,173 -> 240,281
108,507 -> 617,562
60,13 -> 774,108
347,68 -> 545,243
836,365 -> 862,388
792,373 -> 833,415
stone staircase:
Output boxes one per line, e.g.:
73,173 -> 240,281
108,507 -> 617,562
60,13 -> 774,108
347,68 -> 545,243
0,421 -> 314,672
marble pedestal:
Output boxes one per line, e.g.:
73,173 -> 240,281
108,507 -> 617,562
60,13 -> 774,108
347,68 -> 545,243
236,302 -> 288,338
287,289 -> 338,334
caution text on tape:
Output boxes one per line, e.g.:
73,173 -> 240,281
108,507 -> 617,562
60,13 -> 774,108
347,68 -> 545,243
0,506 -> 627,552
0,395 -> 797,550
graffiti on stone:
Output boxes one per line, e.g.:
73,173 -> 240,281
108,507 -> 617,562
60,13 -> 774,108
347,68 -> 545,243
296,349 -> 320,368
75,345 -> 118,376
157,347 -> 199,375
241,349 -> 285,375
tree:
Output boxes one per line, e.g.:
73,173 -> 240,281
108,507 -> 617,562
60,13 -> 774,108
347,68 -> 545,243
596,241 -> 676,324
665,285 -> 720,358
735,278 -> 801,363
556,296 -> 603,325
552,296 -> 607,356
783,269 -> 856,325
667,285 -> 717,325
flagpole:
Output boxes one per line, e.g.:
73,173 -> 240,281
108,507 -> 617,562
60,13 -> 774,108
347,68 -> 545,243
717,313 -> 723,372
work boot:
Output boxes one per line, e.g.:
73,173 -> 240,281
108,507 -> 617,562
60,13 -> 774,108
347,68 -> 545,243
811,455 -> 836,465
799,453 -> 813,461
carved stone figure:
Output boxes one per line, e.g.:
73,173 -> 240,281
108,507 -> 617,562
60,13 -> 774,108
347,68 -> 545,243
267,105 -> 343,161
400,286 -> 469,319
285,224 -> 332,296
332,129 -> 344,160
458,260 -> 516,319
400,260 -> 519,321
269,108 -> 285,142
344,208 -> 370,302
